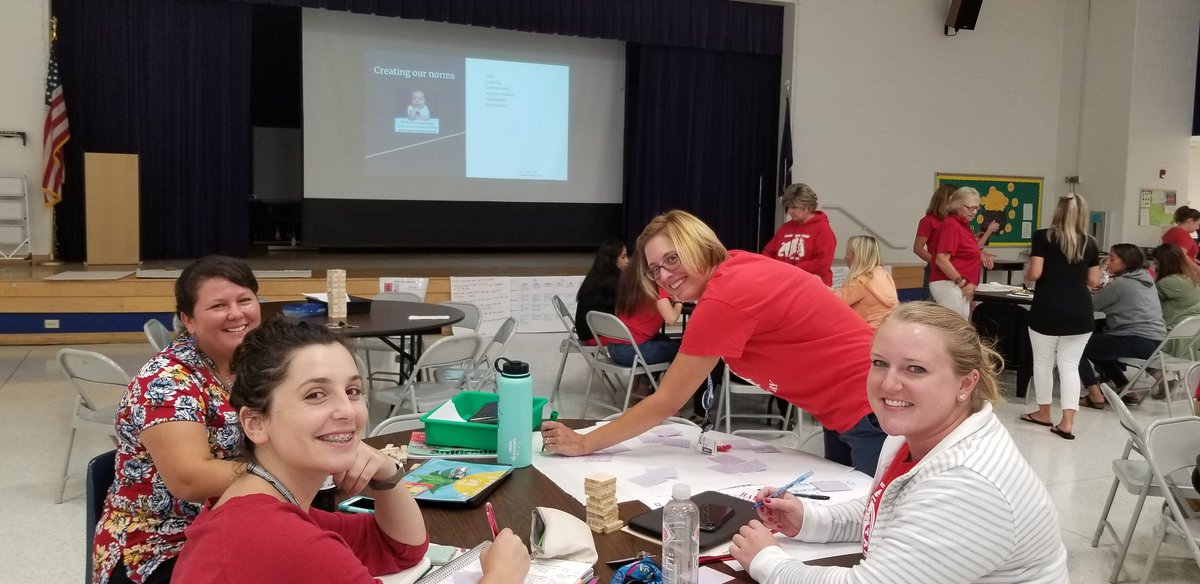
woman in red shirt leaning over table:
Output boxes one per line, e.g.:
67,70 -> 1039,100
173,318 -> 530,584
542,210 -> 887,475
1162,205 -> 1200,263
730,302 -> 1068,584
928,187 -> 988,318
94,256 -> 262,584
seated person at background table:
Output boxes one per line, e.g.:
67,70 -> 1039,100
173,318 -> 532,583
1150,243 -> 1200,328
729,302 -> 1069,584
1079,244 -> 1167,409
762,183 -> 836,286
543,210 -> 887,474
94,256 -> 262,584
1161,205 -> 1200,263
574,239 -> 628,345
832,235 -> 897,328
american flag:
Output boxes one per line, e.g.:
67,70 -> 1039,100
41,39 -> 69,207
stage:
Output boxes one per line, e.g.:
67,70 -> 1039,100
0,249 -> 593,344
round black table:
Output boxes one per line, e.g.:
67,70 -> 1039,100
263,300 -> 465,379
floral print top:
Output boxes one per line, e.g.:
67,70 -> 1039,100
92,334 -> 243,584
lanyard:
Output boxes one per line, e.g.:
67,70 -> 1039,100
244,462 -> 302,506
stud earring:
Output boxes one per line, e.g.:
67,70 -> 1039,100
957,394 -> 966,402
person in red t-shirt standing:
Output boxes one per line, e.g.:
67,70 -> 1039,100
543,210 -> 886,474
762,183 -> 837,286
913,184 -> 956,300
1161,205 -> 1200,263
929,187 -> 988,318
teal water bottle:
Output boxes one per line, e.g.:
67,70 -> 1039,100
495,357 -> 533,468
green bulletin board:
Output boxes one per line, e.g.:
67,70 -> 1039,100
936,173 -> 1043,247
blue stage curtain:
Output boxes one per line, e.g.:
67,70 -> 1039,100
230,0 -> 782,55
623,43 -> 781,253
52,0 -> 252,261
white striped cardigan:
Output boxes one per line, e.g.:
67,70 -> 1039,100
749,403 -> 1070,583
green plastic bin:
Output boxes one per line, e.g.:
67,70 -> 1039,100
419,391 -> 549,449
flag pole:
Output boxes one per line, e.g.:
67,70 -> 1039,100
39,16 -> 63,267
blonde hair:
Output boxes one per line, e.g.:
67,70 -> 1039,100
1048,193 -> 1092,263
633,210 -> 728,299
945,187 -> 980,213
926,184 -> 957,218
879,302 -> 1003,412
781,183 -> 819,212
844,235 -> 883,284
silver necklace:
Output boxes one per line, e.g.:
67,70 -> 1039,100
244,462 -> 302,506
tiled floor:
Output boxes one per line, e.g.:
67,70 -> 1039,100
3,333 -> 1198,582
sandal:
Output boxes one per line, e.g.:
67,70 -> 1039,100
1050,425 -> 1076,440
1019,413 -> 1053,427
1079,395 -> 1107,410
1121,392 -> 1144,405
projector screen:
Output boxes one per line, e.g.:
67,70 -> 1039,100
300,10 -> 626,247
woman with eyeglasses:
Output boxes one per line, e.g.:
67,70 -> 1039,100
928,187 -> 986,318
541,210 -> 887,474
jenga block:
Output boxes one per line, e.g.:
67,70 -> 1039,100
586,496 -> 618,516
603,519 -> 624,533
584,482 -> 617,498
587,516 -> 607,533
584,473 -> 616,489
586,507 -> 619,524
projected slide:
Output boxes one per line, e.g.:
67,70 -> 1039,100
364,52 -> 466,177
465,58 -> 568,181
363,54 -> 567,181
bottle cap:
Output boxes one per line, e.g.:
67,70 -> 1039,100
672,483 -> 690,500
495,357 -> 530,377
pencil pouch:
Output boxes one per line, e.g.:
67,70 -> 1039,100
530,506 -> 598,564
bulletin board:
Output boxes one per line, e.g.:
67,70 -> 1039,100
936,173 -> 1043,247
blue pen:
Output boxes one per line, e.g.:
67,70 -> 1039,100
751,470 -> 814,510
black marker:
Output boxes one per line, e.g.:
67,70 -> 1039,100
794,493 -> 830,500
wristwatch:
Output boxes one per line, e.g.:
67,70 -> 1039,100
954,277 -> 967,288
368,461 -> 405,490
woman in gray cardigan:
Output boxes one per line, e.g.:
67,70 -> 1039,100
1079,244 -> 1167,408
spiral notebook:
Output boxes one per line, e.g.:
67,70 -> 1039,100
415,542 -> 593,584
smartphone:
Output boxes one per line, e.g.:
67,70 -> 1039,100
338,495 -> 376,514
699,503 -> 735,533
468,402 -> 499,424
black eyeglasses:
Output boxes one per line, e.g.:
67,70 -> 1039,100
644,252 -> 681,281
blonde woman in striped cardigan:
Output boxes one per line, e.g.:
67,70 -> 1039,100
731,302 -> 1068,583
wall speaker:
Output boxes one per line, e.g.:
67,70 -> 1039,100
945,0 -> 983,34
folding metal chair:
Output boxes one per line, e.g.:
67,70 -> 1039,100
359,291 -> 423,388
57,349 -> 126,504
1117,315 -> 1200,415
369,413 -> 425,437
579,311 -> 672,418
373,333 -> 483,416
715,365 -> 794,434
142,318 -> 172,352
1090,383 -> 1170,582
1138,415 -> 1200,583
548,295 -> 602,408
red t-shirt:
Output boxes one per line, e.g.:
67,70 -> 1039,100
929,215 -> 981,285
915,214 -> 943,257
679,251 -> 874,432
174,494 -> 428,584
1162,226 -> 1199,260
608,287 -> 671,345
862,443 -> 916,556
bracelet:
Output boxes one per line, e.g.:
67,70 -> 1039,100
954,277 -> 966,288
368,461 -> 405,491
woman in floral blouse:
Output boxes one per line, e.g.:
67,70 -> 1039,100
93,256 -> 261,584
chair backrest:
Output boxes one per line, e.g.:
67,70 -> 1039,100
410,333 -> 485,373
1167,315 -> 1200,342
369,413 -> 425,437
143,318 -> 172,352
480,317 -> 519,364
374,291 -> 422,303
551,295 -> 575,333
85,449 -> 117,581
441,301 -> 482,333
58,349 -> 131,412
586,311 -> 635,346
1099,383 -> 1145,446
1144,417 -> 1200,512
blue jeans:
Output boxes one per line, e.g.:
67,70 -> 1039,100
823,413 -> 887,475
607,338 -> 680,366
1078,333 -> 1160,389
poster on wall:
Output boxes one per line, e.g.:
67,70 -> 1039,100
935,173 -> 1043,247
1137,188 -> 1177,226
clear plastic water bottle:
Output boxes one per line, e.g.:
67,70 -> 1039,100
662,483 -> 699,584
495,358 -> 533,468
